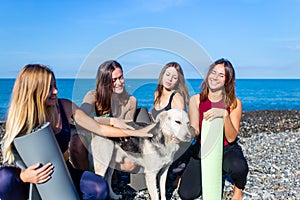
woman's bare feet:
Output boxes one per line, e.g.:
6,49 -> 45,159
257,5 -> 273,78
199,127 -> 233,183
232,185 -> 243,200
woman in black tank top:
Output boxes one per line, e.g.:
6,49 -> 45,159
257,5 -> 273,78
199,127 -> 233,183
148,62 -> 191,196
151,62 -> 189,120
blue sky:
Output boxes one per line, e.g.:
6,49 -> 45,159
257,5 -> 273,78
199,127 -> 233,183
0,0 -> 299,79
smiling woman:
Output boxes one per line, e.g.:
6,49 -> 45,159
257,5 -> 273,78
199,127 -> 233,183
178,58 -> 249,200
69,60 -> 138,171
0,64 -> 152,200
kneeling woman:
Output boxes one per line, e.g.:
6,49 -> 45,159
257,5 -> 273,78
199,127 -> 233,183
0,64 -> 152,200
178,58 -> 248,200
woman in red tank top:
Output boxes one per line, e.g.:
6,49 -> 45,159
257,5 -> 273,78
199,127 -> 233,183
178,58 -> 249,200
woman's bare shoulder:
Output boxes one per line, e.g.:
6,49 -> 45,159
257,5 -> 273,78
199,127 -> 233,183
82,90 -> 97,104
85,90 -> 96,97
190,94 -> 200,102
128,95 -> 137,102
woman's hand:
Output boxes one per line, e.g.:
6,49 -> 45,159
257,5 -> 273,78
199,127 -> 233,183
123,124 -> 156,137
20,163 -> 53,184
110,118 -> 135,130
203,108 -> 228,121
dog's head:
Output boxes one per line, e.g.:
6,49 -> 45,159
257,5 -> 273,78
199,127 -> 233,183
155,109 -> 195,143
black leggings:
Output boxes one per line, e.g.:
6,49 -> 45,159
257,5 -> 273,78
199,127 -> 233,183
178,141 -> 249,200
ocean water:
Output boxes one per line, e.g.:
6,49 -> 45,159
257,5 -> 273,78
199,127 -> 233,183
0,79 -> 299,121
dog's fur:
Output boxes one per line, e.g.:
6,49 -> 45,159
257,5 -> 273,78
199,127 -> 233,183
90,109 -> 194,200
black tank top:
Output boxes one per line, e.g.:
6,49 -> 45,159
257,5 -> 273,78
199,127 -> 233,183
55,100 -> 71,153
151,92 -> 176,120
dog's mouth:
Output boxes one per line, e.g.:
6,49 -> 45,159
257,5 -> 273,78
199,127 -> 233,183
183,133 -> 193,142
175,132 -> 193,142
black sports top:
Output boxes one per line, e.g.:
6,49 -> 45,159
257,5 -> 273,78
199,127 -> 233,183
55,100 -> 71,153
151,92 -> 176,120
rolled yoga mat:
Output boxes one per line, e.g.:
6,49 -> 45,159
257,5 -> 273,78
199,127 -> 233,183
201,118 -> 224,200
14,122 -> 80,200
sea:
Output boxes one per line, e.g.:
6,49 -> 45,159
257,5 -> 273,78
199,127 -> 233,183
0,78 -> 300,121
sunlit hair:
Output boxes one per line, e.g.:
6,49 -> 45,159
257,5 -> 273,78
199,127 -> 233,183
200,58 -> 237,109
2,64 -> 58,164
95,60 -> 130,116
154,62 -> 189,109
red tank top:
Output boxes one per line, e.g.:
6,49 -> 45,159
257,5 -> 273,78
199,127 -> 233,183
199,95 -> 230,146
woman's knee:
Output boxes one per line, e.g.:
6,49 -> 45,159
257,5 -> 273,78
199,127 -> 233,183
120,157 -> 136,171
0,167 -> 29,199
224,157 -> 248,189
0,167 -> 15,192
230,157 -> 248,177
70,134 -> 87,153
80,171 -> 108,200
0,167 -> 21,187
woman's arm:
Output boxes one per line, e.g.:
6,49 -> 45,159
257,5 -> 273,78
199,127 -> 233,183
61,98 -> 152,137
123,96 -> 137,120
189,95 -> 200,135
223,98 -> 242,142
80,90 -> 96,115
203,98 -> 242,142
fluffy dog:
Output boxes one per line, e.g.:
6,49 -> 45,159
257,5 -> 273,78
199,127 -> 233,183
90,109 -> 195,200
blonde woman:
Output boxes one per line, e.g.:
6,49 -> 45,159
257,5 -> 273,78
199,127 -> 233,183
0,64 -> 152,200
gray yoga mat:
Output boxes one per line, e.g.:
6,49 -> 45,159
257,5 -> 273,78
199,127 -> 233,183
14,122 -> 80,200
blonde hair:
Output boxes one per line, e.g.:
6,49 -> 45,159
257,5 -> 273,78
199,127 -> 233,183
2,64 -> 57,164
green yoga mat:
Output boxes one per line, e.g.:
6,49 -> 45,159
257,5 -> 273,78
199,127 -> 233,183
201,118 -> 224,200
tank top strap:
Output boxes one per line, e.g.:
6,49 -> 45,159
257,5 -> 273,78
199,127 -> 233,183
165,91 -> 176,110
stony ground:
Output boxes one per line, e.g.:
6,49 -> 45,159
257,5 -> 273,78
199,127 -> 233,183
1,110 -> 300,199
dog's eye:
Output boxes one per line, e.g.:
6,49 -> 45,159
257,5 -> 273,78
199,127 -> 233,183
175,120 -> 181,125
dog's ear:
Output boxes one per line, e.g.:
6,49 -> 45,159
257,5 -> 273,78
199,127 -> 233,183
155,111 -> 170,123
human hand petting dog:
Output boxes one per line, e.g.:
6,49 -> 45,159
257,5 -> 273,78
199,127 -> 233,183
203,108 -> 228,121
110,118 -> 135,130
121,123 -> 155,138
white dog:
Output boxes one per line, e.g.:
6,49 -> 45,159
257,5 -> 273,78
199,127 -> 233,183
90,109 -> 194,200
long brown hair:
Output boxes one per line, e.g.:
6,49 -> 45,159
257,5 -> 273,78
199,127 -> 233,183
200,58 -> 237,108
154,62 -> 189,108
95,60 -> 130,116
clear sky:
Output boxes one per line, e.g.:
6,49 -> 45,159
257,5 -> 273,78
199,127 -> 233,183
0,0 -> 299,79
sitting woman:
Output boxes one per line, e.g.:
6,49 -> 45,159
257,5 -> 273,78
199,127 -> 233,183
137,62 -> 190,193
70,60 -> 137,171
0,64 -> 152,200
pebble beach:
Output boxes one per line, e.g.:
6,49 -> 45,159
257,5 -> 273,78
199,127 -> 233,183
1,110 -> 299,200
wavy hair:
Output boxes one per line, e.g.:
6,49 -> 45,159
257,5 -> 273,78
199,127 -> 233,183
95,60 -> 130,116
200,58 -> 237,109
2,64 -> 57,164
154,62 -> 189,108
